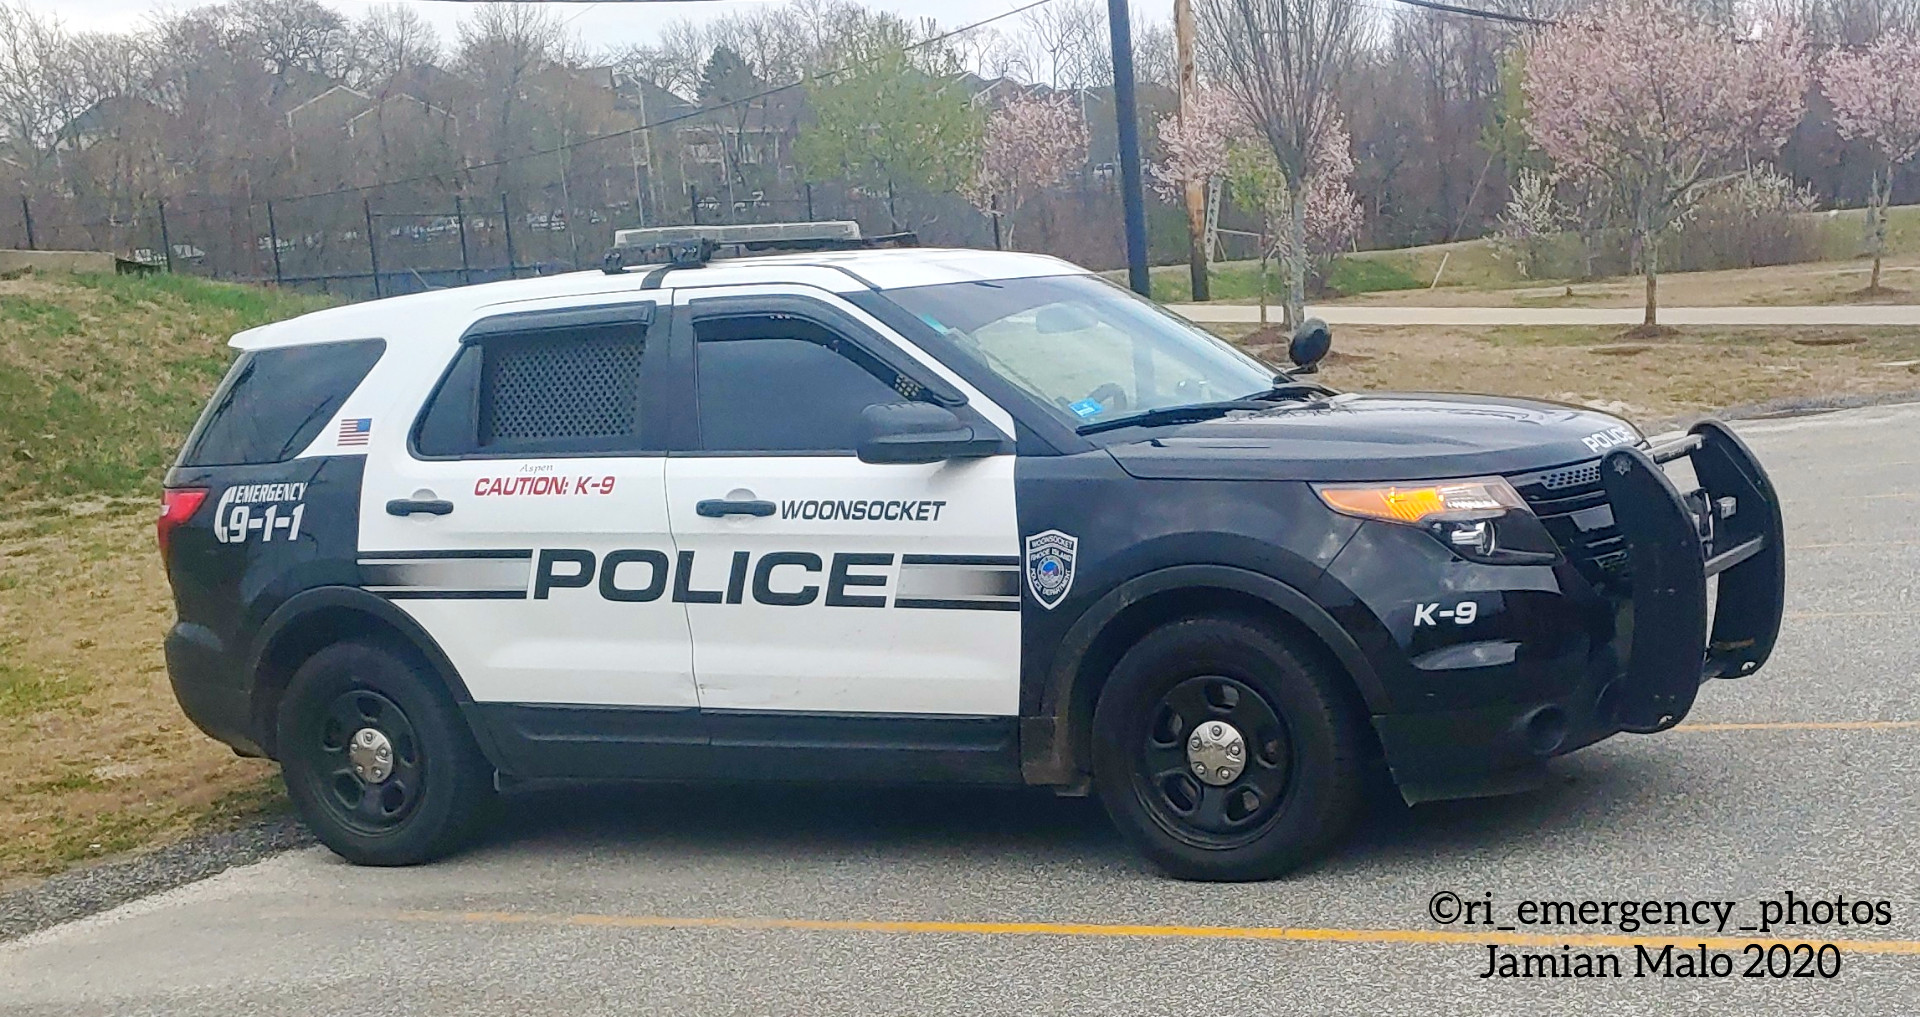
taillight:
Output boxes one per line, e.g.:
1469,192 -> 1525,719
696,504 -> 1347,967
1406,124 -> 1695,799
158,487 -> 208,561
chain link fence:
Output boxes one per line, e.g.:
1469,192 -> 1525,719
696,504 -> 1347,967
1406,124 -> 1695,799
6,171 -> 1182,302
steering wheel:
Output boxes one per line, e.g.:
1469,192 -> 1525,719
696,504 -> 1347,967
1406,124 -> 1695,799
1086,383 -> 1129,413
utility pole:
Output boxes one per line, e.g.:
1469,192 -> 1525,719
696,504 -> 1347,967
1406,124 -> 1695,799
1174,0 -> 1209,301
1107,0 -> 1151,296
157,199 -> 175,272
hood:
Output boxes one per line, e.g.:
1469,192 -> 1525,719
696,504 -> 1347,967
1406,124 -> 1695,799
1103,392 -> 1640,483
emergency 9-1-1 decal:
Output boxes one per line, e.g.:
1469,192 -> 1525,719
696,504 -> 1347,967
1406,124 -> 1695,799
213,483 -> 307,544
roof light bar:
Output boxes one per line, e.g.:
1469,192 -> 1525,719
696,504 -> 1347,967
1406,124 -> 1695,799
612,221 -> 862,250
600,221 -> 914,274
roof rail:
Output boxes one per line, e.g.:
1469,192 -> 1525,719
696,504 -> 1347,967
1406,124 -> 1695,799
600,221 -> 918,275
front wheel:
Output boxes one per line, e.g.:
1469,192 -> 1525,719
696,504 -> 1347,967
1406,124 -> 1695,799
1091,616 -> 1367,881
277,640 -> 494,866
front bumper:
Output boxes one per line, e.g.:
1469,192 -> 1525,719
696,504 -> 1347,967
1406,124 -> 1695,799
1366,420 -> 1786,802
1597,420 -> 1786,731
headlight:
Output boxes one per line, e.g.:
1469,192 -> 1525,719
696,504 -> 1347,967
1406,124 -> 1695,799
1315,477 -> 1556,565
1314,477 -> 1526,524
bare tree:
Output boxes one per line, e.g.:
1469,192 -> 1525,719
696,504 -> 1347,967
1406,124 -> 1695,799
0,2 -> 95,172
1198,0 -> 1367,326
457,2 -> 569,192
353,4 -> 442,90
238,0 -> 353,86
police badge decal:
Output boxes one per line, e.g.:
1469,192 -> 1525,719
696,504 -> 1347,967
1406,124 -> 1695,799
1024,529 -> 1078,610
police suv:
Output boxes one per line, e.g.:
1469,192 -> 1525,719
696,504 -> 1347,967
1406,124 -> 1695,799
159,222 -> 1785,880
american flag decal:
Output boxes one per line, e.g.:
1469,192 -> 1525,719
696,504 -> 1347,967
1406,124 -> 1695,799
337,417 -> 372,446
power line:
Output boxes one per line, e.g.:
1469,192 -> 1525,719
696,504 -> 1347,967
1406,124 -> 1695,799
412,0 -> 778,4
1375,0 -> 1554,27
267,0 -> 1056,207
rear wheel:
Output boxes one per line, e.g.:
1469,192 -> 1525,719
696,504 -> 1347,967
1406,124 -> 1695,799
277,640 -> 494,866
1091,616 -> 1366,880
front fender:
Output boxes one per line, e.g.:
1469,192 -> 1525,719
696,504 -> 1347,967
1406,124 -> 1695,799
1020,563 -> 1387,786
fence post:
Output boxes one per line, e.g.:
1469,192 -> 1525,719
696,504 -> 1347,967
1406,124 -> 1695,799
454,195 -> 472,286
265,201 -> 285,285
19,196 -> 34,250
501,193 -> 517,279
363,199 -> 382,298
805,183 -> 814,221
689,184 -> 699,225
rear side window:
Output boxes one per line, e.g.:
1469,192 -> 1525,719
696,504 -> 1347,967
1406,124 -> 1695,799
414,322 -> 649,457
179,338 -> 385,466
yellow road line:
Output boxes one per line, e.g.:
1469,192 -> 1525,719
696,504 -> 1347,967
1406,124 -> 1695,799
1794,541 -> 1920,549
1784,610 -> 1910,618
1672,719 -> 1920,732
388,909 -> 1920,956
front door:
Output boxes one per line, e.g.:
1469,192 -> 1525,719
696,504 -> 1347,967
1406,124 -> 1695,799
663,289 -> 1022,722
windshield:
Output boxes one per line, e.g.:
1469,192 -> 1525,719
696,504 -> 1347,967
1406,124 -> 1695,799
884,274 -> 1276,428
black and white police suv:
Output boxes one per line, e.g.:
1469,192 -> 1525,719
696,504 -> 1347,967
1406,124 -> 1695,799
158,222 -> 1786,880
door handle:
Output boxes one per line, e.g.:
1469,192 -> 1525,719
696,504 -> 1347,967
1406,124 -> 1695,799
387,498 -> 454,517
696,498 -> 776,518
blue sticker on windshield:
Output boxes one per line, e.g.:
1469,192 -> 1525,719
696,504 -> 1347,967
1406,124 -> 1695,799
1069,399 -> 1104,418
918,313 -> 954,334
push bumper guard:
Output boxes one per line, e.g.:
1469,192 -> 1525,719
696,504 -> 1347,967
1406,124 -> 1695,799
1599,420 -> 1786,733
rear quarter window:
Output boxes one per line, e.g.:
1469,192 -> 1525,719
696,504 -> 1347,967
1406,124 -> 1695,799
178,338 -> 386,467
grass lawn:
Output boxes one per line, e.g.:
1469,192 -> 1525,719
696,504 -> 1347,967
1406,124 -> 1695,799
0,271 -> 330,889
1147,204 -> 1920,308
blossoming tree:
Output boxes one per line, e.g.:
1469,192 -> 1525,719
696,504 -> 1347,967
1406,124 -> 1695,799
1524,0 -> 1809,326
963,91 -> 1089,250
1150,88 -> 1360,324
1821,33 -> 1920,293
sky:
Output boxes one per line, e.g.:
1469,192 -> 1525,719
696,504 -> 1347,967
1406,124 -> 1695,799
42,0 -> 1051,50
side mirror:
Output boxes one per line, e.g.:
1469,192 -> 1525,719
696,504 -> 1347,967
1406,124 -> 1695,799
1289,318 -> 1332,374
857,402 -> 1007,465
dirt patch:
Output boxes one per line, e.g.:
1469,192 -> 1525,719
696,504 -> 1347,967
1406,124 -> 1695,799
0,502 -> 278,890
1216,322 -> 1920,428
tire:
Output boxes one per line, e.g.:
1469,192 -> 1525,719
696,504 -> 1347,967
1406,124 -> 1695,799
276,640 -> 494,866
1090,615 -> 1367,881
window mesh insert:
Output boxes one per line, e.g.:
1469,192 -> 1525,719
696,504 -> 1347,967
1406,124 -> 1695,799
482,334 -> 643,443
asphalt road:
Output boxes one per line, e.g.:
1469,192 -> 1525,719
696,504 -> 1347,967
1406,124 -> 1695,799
7,404 -> 1920,1016
1169,303 -> 1920,327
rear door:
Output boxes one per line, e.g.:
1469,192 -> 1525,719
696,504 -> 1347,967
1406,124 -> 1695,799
662,287 -> 1023,722
356,298 -> 698,717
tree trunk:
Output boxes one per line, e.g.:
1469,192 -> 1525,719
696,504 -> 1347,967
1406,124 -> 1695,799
1869,168 -> 1889,292
1286,183 -> 1308,331
1258,247 -> 1270,326
1642,240 -> 1658,328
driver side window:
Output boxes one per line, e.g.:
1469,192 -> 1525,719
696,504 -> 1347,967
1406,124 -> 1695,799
692,316 -> 915,454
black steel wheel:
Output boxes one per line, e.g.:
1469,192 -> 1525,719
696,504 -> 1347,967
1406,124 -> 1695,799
310,688 -> 425,835
1092,616 -> 1368,881
278,640 -> 494,866
1136,675 -> 1296,849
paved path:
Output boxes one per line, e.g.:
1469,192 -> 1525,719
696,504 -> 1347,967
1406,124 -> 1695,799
1169,302 -> 1920,327
6,404 -> 1920,1016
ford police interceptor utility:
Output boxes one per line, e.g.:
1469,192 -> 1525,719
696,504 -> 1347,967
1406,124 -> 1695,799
158,222 -> 1785,881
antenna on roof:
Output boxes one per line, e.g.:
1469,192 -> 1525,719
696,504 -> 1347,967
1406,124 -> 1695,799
600,221 -> 916,274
